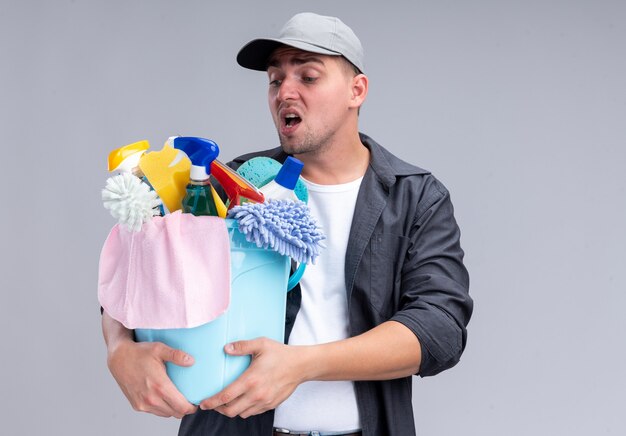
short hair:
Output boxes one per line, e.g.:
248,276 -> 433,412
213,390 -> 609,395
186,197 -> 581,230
340,56 -> 362,77
339,57 -> 364,115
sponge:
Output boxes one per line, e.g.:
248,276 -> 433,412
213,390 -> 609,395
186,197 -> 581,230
236,157 -> 308,203
139,144 -> 191,212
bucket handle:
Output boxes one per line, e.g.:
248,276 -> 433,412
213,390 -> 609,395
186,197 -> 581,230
287,263 -> 306,292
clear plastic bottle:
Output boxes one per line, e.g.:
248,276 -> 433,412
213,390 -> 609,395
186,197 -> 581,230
259,156 -> 304,202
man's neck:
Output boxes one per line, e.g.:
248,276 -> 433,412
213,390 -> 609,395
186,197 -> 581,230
295,133 -> 369,185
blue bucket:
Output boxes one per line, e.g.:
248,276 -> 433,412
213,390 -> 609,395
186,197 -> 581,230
135,219 -> 304,405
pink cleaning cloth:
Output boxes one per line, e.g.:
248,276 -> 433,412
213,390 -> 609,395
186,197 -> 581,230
98,211 -> 231,329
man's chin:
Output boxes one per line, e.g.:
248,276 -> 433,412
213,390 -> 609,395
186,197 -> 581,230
279,137 -> 302,154
278,131 -> 321,155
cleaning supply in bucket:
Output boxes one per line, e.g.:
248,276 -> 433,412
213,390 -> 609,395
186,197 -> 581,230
170,136 -> 221,217
169,135 -> 265,209
210,184 -> 228,218
98,136 -> 324,404
138,142 -> 191,213
98,210 -> 231,329
229,157 -> 323,264
211,159 -> 265,209
258,156 -> 303,202
102,172 -> 162,231
236,156 -> 308,203
227,199 -> 325,265
133,219 -> 302,404
103,140 -> 163,230
107,140 -> 150,176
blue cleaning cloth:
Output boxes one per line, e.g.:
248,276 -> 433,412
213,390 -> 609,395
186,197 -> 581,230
228,200 -> 325,265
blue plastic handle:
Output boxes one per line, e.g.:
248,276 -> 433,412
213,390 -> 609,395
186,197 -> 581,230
172,136 -> 220,174
287,263 -> 306,292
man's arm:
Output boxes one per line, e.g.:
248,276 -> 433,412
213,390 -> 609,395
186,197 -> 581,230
102,311 -> 198,418
199,320 -> 421,419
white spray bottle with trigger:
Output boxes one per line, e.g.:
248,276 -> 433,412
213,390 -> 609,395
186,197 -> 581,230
259,156 -> 304,202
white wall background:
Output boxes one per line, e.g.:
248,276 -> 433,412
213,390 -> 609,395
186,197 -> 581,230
1,1 -> 624,435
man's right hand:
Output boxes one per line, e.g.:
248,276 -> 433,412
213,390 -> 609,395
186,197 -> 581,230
103,312 -> 198,418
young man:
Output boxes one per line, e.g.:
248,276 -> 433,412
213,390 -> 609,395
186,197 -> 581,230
103,12 -> 472,436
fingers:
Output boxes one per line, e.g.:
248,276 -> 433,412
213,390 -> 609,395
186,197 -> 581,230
200,338 -> 290,419
238,403 -> 268,420
208,391 -> 267,419
210,380 -> 275,419
150,344 -> 198,417
155,343 -> 195,367
160,380 -> 199,418
224,340 -> 251,356
109,341 -> 197,418
133,395 -> 177,418
199,380 -> 247,412
212,397 -> 248,419
129,373 -> 197,418
224,337 -> 267,356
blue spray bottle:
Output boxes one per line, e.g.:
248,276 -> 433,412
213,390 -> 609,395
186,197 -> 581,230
172,137 -> 220,216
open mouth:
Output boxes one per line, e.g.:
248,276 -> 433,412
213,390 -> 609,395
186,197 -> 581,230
284,114 -> 302,128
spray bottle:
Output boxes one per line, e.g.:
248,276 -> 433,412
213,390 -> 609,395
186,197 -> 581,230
170,136 -> 221,216
259,156 -> 304,202
211,159 -> 265,209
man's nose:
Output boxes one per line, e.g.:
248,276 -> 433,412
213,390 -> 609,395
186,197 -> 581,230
276,77 -> 299,101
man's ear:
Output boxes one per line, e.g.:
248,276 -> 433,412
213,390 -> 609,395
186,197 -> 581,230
349,74 -> 368,109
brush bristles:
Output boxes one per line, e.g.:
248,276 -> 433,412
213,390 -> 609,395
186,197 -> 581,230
102,173 -> 162,231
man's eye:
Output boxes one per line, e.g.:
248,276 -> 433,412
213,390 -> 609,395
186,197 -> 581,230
303,77 -> 317,83
269,79 -> 282,87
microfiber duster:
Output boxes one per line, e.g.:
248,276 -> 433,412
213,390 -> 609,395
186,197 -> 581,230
228,199 -> 325,265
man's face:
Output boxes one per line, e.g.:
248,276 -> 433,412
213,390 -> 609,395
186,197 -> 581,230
267,47 -> 356,156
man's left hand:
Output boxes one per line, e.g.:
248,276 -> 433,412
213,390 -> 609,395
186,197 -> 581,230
199,337 -> 307,418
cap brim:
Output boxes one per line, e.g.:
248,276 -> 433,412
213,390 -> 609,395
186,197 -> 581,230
237,38 -> 341,71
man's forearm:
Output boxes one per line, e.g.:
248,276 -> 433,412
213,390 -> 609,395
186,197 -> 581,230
301,320 -> 422,382
200,320 -> 422,417
101,310 -> 198,417
102,311 -> 134,352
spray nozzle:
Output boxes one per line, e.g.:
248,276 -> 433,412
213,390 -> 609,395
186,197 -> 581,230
169,136 -> 220,181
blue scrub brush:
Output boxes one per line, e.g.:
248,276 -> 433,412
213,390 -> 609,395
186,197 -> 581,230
102,172 -> 162,231
227,199 -> 325,265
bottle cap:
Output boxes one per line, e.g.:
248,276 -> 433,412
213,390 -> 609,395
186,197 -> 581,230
108,140 -> 150,172
274,156 -> 304,190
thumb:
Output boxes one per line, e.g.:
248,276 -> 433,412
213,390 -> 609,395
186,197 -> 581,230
224,339 -> 260,356
157,343 -> 195,367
